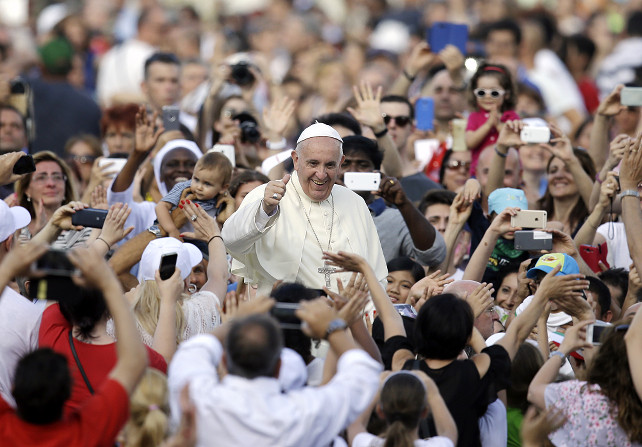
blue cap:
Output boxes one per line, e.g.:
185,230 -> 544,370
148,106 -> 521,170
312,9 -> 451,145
488,188 -> 528,215
527,253 -> 580,279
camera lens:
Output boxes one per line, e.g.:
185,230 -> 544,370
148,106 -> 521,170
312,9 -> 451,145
240,121 -> 261,143
230,62 -> 255,87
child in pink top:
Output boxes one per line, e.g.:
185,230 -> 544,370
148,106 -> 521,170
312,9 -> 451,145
465,63 -> 519,174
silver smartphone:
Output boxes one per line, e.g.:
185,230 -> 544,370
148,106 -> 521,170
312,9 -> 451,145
621,87 -> 642,106
511,210 -> 547,229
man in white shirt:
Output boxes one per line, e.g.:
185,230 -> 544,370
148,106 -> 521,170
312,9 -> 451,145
222,123 -> 387,295
0,200 -> 43,407
168,297 -> 382,447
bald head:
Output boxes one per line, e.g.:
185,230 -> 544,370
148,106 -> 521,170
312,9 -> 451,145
444,280 -> 481,298
476,144 -> 521,189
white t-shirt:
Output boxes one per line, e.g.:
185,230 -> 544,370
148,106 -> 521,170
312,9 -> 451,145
596,222 -> 632,270
352,433 -> 454,447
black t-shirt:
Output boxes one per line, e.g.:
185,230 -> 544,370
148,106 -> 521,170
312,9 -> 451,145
385,336 -> 511,447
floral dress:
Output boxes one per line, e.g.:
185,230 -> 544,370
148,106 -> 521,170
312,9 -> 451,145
544,380 -> 641,447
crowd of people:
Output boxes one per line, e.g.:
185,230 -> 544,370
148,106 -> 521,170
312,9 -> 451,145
0,0 -> 642,446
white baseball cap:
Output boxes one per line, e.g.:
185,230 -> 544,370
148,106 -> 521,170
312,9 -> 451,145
0,200 -> 31,242
138,237 -> 203,282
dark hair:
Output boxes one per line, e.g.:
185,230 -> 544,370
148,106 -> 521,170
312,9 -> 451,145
588,276 -> 612,320
387,257 -> 425,284
380,372 -> 427,447
225,314 -> 283,379
468,62 -> 516,111
314,113 -> 362,136
507,343 -> 544,412
228,170 -> 270,198
536,147 -> 595,234
270,283 -> 320,363
58,287 -> 109,340
414,293 -> 473,360
381,95 -> 414,119
560,34 -> 596,71
598,268 -> 629,307
573,117 -> 593,144
144,52 -> 180,79
195,152 -> 233,186
485,18 -> 522,46
100,103 -> 138,136
493,263 -> 521,298
587,318 -> 642,442
342,135 -> 383,170
627,11 -> 642,37
418,189 -> 456,215
516,82 -> 547,117
0,104 -> 27,132
13,349 -> 71,424
438,150 -> 454,187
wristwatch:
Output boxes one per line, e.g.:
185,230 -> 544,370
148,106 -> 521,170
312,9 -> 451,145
148,225 -> 162,238
324,319 -> 347,339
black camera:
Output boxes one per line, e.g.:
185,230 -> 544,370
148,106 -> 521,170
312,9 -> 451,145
233,112 -> 261,144
230,61 -> 255,87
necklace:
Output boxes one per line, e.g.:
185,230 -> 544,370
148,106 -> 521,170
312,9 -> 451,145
292,182 -> 336,287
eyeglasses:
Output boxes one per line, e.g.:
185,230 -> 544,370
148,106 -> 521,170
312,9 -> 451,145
445,160 -> 471,170
32,173 -> 67,184
474,88 -> 506,99
69,155 -> 97,164
382,114 -> 412,127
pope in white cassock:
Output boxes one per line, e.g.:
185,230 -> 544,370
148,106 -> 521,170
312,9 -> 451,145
221,122 -> 388,296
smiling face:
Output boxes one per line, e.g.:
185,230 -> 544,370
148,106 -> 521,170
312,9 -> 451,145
160,148 -> 198,191
292,137 -> 344,202
547,157 -> 578,199
386,270 -> 416,304
442,151 -> 472,192
496,272 -> 518,311
26,161 -> 66,208
474,75 -> 506,112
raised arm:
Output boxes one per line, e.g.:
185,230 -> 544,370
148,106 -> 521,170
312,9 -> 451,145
439,191 -> 472,274
180,200 -> 229,301
486,120 -> 525,198
151,268 -> 183,362
574,172 -> 618,246
619,133 -> 642,271
388,42 -> 437,97
67,247 -> 147,394
589,85 -> 625,171
90,203 -> 134,257
29,201 -> 89,245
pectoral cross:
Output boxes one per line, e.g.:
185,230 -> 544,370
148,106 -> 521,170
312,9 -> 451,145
318,263 -> 337,288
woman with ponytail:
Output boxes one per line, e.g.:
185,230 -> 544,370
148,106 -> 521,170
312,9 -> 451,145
348,370 -> 458,447
123,369 -> 170,447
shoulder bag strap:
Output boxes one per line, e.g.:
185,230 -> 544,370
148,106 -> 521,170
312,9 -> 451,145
68,330 -> 95,395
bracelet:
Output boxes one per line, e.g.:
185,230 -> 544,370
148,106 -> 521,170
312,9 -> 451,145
494,146 -> 508,158
266,137 -> 287,151
549,351 -> 567,361
620,189 -> 640,200
595,173 -> 603,184
402,69 -> 416,82
374,127 -> 388,138
208,235 -> 224,245
96,237 -> 111,250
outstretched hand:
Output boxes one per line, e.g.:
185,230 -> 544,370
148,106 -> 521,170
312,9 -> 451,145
135,105 -> 164,153
347,81 -> 385,131
322,251 -> 368,274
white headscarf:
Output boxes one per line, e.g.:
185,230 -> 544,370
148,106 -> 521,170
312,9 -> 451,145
153,139 -> 202,196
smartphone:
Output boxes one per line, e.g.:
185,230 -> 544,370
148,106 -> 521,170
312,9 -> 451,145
394,304 -> 418,319
209,144 -> 236,167
71,208 -> 108,228
621,87 -> 642,106
415,97 -> 434,131
586,321 -> 612,346
31,249 -> 77,277
579,244 -> 609,273
451,118 -> 467,152
270,302 -> 301,330
159,253 -> 178,280
514,230 -> 553,251
344,172 -> 381,191
98,157 -> 127,178
12,154 -> 35,175
162,105 -> 181,131
520,126 -> 550,144
428,22 -> 468,54
511,210 -> 547,229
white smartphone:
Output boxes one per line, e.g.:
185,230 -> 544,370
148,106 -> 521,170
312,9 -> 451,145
344,172 -> 381,191
621,87 -> 642,106
98,158 -> 127,178
208,144 -> 236,167
520,126 -> 550,144
586,321 -> 612,346
511,210 -> 547,229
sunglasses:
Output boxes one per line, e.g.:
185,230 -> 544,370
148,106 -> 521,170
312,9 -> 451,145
382,114 -> 412,127
474,88 -> 506,99
445,160 -> 471,170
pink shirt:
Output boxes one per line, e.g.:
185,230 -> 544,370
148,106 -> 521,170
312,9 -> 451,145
466,109 -> 520,174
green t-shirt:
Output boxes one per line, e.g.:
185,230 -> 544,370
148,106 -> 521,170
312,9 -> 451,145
507,406 -> 524,447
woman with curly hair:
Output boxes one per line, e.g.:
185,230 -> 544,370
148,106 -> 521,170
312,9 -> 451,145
528,314 -> 642,446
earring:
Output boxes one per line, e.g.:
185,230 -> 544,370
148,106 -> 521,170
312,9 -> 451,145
26,195 -> 31,202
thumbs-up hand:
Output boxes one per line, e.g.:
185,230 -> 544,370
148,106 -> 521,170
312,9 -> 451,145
263,173 -> 291,215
